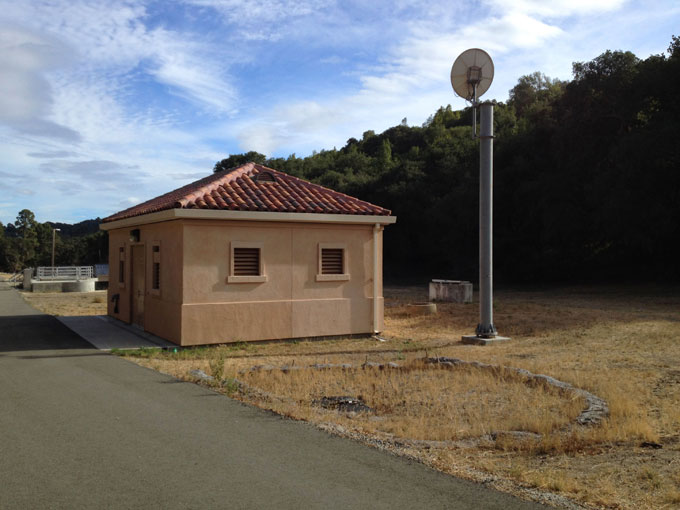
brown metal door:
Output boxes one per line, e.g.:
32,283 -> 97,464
131,245 -> 145,328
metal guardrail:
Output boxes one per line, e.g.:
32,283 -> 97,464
37,266 -> 93,281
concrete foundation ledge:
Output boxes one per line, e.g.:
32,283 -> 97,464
461,335 -> 511,345
31,278 -> 97,293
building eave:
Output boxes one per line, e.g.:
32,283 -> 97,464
100,208 -> 397,231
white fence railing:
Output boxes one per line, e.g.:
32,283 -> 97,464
37,266 -> 93,281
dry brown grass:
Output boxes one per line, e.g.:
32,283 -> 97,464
21,290 -> 107,316
25,284 -> 680,509
238,361 -> 584,441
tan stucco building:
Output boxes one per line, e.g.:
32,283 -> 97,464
100,162 -> 396,346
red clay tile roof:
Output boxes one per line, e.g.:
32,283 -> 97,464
103,163 -> 391,222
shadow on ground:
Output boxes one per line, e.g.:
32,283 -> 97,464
0,315 -> 95,353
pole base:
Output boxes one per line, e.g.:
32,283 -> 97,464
475,322 -> 497,337
461,335 -> 511,346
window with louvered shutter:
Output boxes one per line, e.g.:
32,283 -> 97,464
316,243 -> 349,282
228,241 -> 267,283
321,248 -> 343,275
233,248 -> 260,276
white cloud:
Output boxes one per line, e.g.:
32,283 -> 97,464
186,0 -> 329,23
27,150 -> 79,158
231,1 -> 568,155
0,0 -> 239,136
150,37 -> 238,114
0,170 -> 22,179
485,0 -> 625,17
182,0 -> 333,40
119,197 -> 142,208
0,25 -> 81,141
229,0 -> 660,157
0,0 -> 244,223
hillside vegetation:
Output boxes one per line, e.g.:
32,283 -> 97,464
0,210 -> 106,272
218,37 -> 680,283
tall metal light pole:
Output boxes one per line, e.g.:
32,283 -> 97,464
475,102 -> 498,339
51,228 -> 61,268
451,49 -> 509,345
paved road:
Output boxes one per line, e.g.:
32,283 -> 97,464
0,283 -> 548,509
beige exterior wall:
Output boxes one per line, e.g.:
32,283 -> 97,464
106,217 -> 385,346
106,221 -> 184,344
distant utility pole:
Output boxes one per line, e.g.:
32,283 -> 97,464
52,228 -> 61,267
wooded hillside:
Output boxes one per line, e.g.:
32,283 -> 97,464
217,38 -> 680,283
0,211 -> 106,272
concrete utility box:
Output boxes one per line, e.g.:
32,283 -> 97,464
429,279 -> 473,303
22,268 -> 33,290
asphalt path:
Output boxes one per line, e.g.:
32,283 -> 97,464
0,283 -> 549,509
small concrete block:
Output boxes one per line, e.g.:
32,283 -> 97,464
23,268 -> 33,290
461,335 -> 511,346
429,280 -> 473,303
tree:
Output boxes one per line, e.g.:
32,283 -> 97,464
377,138 -> 393,173
14,209 -> 39,268
508,72 -> 565,126
34,222 -> 54,266
213,151 -> 267,173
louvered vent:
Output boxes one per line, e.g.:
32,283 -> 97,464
233,247 -> 260,276
254,172 -> 276,183
321,248 -> 344,275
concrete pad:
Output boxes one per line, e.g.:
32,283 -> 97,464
31,279 -> 96,293
57,315 -> 176,350
30,281 -> 63,293
461,335 -> 511,345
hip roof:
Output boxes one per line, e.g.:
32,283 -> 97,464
103,162 -> 391,223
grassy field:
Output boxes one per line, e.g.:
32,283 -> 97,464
21,290 -> 107,316
22,285 -> 680,509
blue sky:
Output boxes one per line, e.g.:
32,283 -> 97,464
1,0 -> 678,225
